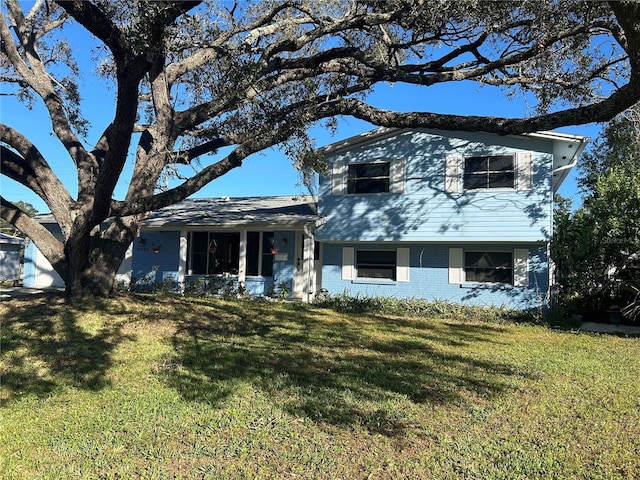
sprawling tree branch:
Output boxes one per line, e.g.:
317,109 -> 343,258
0,124 -> 74,231
1,0 -> 89,168
54,1 -> 132,61
319,81 -> 640,134
0,196 -> 66,272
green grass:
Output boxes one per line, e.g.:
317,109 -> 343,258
1,294 -> 639,479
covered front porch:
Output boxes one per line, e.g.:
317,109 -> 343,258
131,196 -> 320,301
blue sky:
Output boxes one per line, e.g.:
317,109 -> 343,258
1,18 -> 601,215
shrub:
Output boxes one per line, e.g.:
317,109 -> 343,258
313,291 -> 545,324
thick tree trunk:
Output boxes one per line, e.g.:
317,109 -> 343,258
65,257 -> 119,299
63,217 -> 139,301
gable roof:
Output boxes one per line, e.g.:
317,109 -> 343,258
142,195 -> 318,229
320,126 -> 588,192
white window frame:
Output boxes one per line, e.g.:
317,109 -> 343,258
449,248 -> 529,287
341,247 -> 410,282
463,154 -> 516,191
187,230 -> 277,278
347,161 -> 391,195
355,249 -> 397,280
187,231 -> 241,276
446,152 -> 533,194
333,158 -> 405,195
246,231 -> 275,278
463,250 -> 514,285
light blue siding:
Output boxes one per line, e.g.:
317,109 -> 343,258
317,129 -> 553,243
271,230 -> 295,294
22,241 -> 37,287
243,276 -> 275,296
132,229 -> 298,296
131,231 -> 181,287
321,242 -> 549,310
22,224 -> 65,288
242,230 -> 296,296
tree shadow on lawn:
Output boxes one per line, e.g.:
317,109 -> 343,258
1,296 -> 134,405
162,300 -> 531,436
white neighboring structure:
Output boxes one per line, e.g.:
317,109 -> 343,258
0,233 -> 27,285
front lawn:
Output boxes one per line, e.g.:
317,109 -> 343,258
1,295 -> 638,479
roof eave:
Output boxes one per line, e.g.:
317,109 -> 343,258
141,218 -> 318,230
319,127 -> 407,154
0,235 -> 27,245
551,134 -> 589,193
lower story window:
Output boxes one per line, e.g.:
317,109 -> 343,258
246,231 -> 274,277
464,251 -> 513,284
188,231 -> 276,277
188,231 -> 240,275
356,250 -> 396,280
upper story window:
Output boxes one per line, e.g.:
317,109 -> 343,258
332,158 -> 404,195
463,155 -> 515,190
347,162 -> 390,194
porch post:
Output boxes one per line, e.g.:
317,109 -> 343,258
302,225 -> 315,302
238,229 -> 247,285
178,230 -> 187,286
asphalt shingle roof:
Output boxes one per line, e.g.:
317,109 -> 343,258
142,195 -> 318,228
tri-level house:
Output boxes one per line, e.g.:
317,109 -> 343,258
23,127 -> 586,309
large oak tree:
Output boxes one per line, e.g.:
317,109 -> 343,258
2,0 -> 640,300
